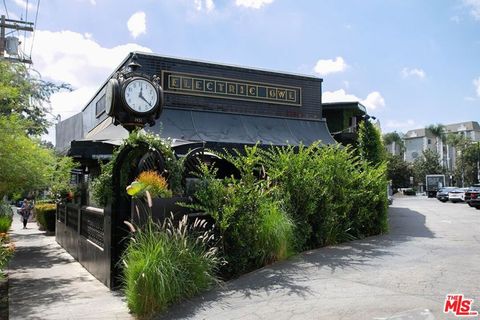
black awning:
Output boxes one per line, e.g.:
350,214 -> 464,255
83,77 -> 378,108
149,108 -> 336,147
69,107 -> 336,158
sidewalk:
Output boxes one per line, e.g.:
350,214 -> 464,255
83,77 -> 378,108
7,209 -> 133,320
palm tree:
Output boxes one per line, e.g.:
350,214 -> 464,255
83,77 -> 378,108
426,124 -> 446,168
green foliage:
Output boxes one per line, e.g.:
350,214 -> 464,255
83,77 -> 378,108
386,154 -> 413,189
0,216 -> 12,233
191,154 -> 295,277
412,149 -> 443,185
262,144 -> 388,250
0,115 -> 57,198
0,60 -> 71,135
357,120 -> 386,165
191,143 -> 388,276
35,203 -> 56,232
50,156 -> 77,201
0,202 -> 12,218
383,131 -> 405,155
0,234 -> 14,280
91,130 -> 183,206
456,141 -> 480,186
122,216 -> 220,317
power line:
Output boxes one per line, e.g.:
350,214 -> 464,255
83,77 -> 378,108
29,0 -> 40,61
24,0 -> 29,55
2,0 -> 8,19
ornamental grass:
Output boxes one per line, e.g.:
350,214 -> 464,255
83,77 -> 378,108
122,214 -> 220,318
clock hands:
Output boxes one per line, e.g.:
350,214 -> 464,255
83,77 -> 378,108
138,85 -> 153,107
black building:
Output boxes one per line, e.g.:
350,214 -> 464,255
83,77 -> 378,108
54,52 -> 340,288
56,52 -> 336,160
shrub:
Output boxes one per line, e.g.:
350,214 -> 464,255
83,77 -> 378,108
122,215 -> 220,317
191,147 -> 296,277
0,216 -> 12,233
0,234 -> 14,280
403,188 -> 416,196
91,130 -> 183,206
261,144 -> 388,249
0,202 -> 12,233
35,203 -> 56,232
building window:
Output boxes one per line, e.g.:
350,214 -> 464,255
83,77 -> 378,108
95,94 -> 106,118
427,139 -> 431,144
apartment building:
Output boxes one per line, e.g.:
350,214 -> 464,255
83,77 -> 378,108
400,121 -> 480,169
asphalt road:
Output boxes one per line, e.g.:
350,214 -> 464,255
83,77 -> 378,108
158,196 -> 480,320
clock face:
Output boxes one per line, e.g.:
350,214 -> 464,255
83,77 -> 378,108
124,78 -> 158,113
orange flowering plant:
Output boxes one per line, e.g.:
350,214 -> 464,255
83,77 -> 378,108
126,171 -> 172,199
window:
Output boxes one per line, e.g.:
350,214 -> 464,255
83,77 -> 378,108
95,94 -> 106,117
427,139 -> 431,144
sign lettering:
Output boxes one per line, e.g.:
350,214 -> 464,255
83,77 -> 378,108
162,71 -> 301,106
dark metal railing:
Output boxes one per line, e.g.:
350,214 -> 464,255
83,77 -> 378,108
57,204 -> 66,223
66,204 -> 79,231
80,206 -> 105,248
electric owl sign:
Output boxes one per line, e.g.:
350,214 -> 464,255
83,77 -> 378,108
105,56 -> 164,131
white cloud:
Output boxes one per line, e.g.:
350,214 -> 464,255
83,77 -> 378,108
313,57 -> 348,76
362,91 -> 385,110
473,76 -> 480,96
322,89 -> 385,111
464,0 -> 480,20
22,30 -> 151,141
127,11 -> 147,38
194,0 -> 215,12
235,0 -> 274,9
323,89 -> 359,103
401,67 -> 426,79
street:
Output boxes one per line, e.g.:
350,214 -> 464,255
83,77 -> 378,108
158,197 -> 480,320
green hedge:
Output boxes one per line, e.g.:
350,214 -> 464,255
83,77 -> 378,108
192,144 -> 388,277
35,203 -> 56,232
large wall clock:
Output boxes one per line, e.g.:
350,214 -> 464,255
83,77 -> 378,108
105,71 -> 164,131
122,77 -> 159,114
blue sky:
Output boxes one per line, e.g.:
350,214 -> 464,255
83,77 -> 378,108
2,0 -> 480,140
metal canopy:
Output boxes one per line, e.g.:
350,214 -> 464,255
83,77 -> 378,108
153,108 -> 336,146
69,107 -> 336,158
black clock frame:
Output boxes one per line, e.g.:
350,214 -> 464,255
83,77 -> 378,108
106,71 -> 164,131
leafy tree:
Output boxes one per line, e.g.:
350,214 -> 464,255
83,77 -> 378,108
446,133 -> 471,187
386,154 -> 412,189
383,131 -> 405,156
0,115 -> 55,198
0,61 -> 71,135
357,120 -> 386,165
412,149 -> 443,186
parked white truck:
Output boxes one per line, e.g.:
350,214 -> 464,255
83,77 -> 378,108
425,174 -> 446,198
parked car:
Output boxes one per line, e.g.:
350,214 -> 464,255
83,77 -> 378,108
468,196 -> 480,209
464,187 -> 480,207
448,188 -> 468,203
436,187 -> 457,202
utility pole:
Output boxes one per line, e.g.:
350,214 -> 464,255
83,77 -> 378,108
0,15 -> 34,64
